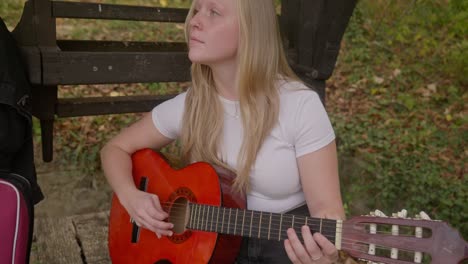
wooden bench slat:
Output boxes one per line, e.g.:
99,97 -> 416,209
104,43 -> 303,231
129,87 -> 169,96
41,51 -> 191,85
52,1 -> 188,22
57,40 -> 187,52
57,94 -> 176,117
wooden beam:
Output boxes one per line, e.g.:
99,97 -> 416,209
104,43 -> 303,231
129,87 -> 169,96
57,40 -> 187,53
52,1 -> 188,23
41,51 -> 191,85
56,94 -> 175,117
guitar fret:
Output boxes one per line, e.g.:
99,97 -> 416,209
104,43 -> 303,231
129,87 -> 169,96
258,212 -> 263,238
193,205 -> 198,229
191,204 -> 195,229
241,210 -> 246,236
205,206 -> 210,231
193,204 -> 197,230
210,205 -> 214,231
234,209 -> 238,235
195,204 -> 199,230
198,205 -> 202,230
292,215 -> 295,230
188,205 -> 191,228
189,204 -> 194,228
201,205 -> 205,230
319,218 -> 323,234
305,216 -> 308,227
268,212 -> 272,240
322,219 -> 337,243
228,208 -> 232,234
279,214 -> 283,241
249,211 -> 254,237
216,207 -> 220,232
221,208 -> 225,233
281,214 -> 292,241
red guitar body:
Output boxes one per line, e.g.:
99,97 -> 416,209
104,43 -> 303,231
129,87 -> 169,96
108,149 -> 246,264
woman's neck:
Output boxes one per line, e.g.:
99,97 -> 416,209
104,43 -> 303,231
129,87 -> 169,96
209,60 -> 239,101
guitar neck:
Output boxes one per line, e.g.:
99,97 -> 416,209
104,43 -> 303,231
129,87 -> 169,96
186,203 -> 342,248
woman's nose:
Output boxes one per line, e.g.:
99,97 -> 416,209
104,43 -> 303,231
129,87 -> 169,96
189,12 -> 202,30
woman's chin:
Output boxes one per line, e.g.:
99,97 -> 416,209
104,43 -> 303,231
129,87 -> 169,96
188,52 -> 235,66
188,54 -> 208,64
188,51 -> 202,62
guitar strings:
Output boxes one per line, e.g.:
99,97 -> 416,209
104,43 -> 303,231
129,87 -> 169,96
160,201 -> 426,228
136,212 -> 426,239
124,201 -> 430,238
159,213 -> 423,237
181,217 -> 423,239
124,201 -> 430,259
138,210 -> 426,237
132,215 -> 425,256
130,214 -> 429,257
154,202 -> 425,233
131,220 -> 427,259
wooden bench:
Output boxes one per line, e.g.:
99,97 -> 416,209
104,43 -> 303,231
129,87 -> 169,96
11,0 -> 357,162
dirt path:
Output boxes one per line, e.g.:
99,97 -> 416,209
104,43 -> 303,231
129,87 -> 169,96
34,161 -> 112,218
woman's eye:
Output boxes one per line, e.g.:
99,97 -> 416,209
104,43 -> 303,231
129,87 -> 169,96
193,9 -> 199,15
210,9 -> 220,16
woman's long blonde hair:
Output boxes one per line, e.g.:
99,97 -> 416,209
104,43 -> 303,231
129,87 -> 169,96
181,0 -> 299,194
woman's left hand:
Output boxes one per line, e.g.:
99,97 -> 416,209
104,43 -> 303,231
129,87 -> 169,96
284,225 -> 339,264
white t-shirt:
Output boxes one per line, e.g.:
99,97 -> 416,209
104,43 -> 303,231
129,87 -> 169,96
151,80 -> 335,213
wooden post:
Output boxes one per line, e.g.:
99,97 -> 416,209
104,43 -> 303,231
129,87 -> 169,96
281,0 -> 357,104
13,0 -> 58,162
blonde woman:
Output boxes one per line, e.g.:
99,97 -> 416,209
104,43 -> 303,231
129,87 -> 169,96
101,0 -> 345,263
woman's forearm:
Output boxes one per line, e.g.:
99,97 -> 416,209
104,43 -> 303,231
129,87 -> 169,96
100,144 -> 138,202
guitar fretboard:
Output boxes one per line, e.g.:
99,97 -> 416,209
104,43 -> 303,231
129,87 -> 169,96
186,203 -> 338,243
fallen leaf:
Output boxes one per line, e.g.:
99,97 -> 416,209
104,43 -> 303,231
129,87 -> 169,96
373,76 -> 384,84
427,83 -> 437,92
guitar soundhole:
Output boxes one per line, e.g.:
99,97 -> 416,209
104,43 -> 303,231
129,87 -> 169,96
166,187 -> 196,244
169,197 -> 189,234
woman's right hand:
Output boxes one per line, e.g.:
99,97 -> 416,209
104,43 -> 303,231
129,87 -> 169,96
120,189 -> 174,238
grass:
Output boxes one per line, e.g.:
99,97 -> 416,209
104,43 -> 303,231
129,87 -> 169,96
328,0 -> 467,239
1,0 -> 466,244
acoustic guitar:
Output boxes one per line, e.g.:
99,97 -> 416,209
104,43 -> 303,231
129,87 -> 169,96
108,148 -> 467,264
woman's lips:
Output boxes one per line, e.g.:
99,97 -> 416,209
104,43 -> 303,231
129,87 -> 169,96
190,37 -> 204,45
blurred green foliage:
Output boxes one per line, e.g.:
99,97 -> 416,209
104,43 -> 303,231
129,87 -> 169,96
332,0 -> 467,238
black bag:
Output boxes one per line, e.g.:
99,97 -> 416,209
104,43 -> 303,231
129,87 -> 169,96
0,18 -> 43,204
1,17 -> 44,263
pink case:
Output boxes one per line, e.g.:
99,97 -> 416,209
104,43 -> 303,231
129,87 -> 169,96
0,177 -> 31,264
